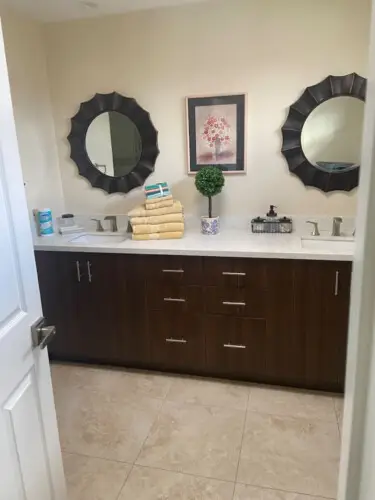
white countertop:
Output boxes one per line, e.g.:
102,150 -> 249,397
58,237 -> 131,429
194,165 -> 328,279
33,229 -> 353,261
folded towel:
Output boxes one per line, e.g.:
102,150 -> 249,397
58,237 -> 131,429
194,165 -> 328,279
132,222 -> 185,235
128,200 -> 183,218
145,194 -> 173,204
132,231 -> 184,240
146,190 -> 171,200
130,213 -> 184,225
145,197 -> 174,210
145,181 -> 168,192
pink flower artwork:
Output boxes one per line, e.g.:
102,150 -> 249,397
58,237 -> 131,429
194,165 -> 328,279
195,103 -> 237,165
201,115 -> 231,148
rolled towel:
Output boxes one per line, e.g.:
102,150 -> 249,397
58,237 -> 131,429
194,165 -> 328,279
132,222 -> 185,235
132,231 -> 184,240
145,182 -> 171,200
128,200 -> 183,218
145,198 -> 174,210
145,194 -> 173,205
130,213 -> 184,225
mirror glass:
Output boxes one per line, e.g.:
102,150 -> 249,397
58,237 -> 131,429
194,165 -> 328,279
86,111 -> 142,177
301,96 -> 364,172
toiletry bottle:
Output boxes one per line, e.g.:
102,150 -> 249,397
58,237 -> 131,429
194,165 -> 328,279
266,205 -> 277,233
266,205 -> 277,218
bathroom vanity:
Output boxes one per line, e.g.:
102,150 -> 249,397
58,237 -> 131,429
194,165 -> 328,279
34,234 -> 352,393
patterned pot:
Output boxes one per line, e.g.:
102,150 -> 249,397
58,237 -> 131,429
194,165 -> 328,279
201,216 -> 220,235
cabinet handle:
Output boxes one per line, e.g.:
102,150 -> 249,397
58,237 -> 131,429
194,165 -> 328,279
334,271 -> 339,296
163,298 -> 186,302
223,343 -> 246,349
222,301 -> 246,306
222,271 -> 246,276
165,338 -> 187,344
162,269 -> 184,273
87,261 -> 92,283
75,261 -> 82,282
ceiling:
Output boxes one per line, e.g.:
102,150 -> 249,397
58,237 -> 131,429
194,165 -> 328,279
0,0 -> 210,22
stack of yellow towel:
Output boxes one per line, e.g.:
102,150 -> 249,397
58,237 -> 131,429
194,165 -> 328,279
128,196 -> 184,240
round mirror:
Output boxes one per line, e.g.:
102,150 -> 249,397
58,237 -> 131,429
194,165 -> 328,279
301,96 -> 364,173
85,111 -> 142,177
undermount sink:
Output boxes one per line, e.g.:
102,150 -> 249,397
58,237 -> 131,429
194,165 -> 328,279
301,236 -> 354,252
69,233 -> 126,245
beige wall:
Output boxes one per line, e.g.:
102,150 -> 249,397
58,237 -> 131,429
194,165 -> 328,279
2,10 -> 64,216
44,0 -> 370,217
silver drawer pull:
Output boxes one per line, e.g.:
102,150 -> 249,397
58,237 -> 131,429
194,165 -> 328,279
222,301 -> 246,306
162,269 -> 184,273
224,344 -> 246,349
87,261 -> 92,283
165,338 -> 187,344
334,270 -> 339,296
75,261 -> 82,282
164,298 -> 186,302
222,271 -> 246,276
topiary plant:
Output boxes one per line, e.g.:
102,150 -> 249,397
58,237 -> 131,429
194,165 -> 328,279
195,166 -> 225,218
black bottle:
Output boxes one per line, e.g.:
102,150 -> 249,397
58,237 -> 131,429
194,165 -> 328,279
266,205 -> 277,218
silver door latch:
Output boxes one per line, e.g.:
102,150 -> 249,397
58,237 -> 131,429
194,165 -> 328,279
31,317 -> 56,349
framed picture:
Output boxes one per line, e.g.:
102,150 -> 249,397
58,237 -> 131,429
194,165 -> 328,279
186,93 -> 246,174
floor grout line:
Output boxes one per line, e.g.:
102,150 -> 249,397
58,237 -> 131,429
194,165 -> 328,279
234,480 -> 336,499
134,462 -> 236,485
115,464 -> 134,500
61,449 -> 133,466
232,387 -> 251,499
132,396 -> 167,466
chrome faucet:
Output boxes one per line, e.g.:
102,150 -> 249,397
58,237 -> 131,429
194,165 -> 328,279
104,215 -> 118,232
306,221 -> 320,236
332,217 -> 343,237
91,218 -> 104,232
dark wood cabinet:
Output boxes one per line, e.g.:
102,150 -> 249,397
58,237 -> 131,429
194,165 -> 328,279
35,251 -> 351,392
35,252 -> 149,367
35,251 -> 88,359
295,260 -> 351,391
265,260 -> 306,387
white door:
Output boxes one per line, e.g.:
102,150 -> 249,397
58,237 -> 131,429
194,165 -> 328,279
0,19 -> 66,500
338,0 -> 375,498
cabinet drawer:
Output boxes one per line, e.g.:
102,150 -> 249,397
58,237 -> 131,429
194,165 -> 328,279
205,316 -> 267,379
147,283 -> 202,312
144,255 -> 202,285
205,286 -> 266,318
203,257 -> 267,288
149,311 -> 205,371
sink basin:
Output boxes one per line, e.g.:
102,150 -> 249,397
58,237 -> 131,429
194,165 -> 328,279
69,233 -> 126,245
301,237 -> 354,252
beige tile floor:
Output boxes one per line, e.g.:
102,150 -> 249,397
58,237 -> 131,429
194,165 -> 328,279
51,363 -> 343,500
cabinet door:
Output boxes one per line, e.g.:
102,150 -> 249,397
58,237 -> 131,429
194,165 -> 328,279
82,253 -> 149,366
111,254 -> 149,365
79,253 -> 119,362
35,251 -> 87,359
265,260 -> 305,387
295,260 -> 351,391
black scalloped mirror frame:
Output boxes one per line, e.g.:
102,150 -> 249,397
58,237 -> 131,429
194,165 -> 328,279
67,92 -> 159,194
281,73 -> 366,193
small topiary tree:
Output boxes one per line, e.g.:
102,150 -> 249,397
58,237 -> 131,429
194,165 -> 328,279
195,166 -> 225,218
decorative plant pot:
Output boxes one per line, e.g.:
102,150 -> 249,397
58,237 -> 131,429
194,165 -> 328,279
201,216 -> 220,235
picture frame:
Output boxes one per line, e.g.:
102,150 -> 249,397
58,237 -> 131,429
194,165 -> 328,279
186,93 -> 246,174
